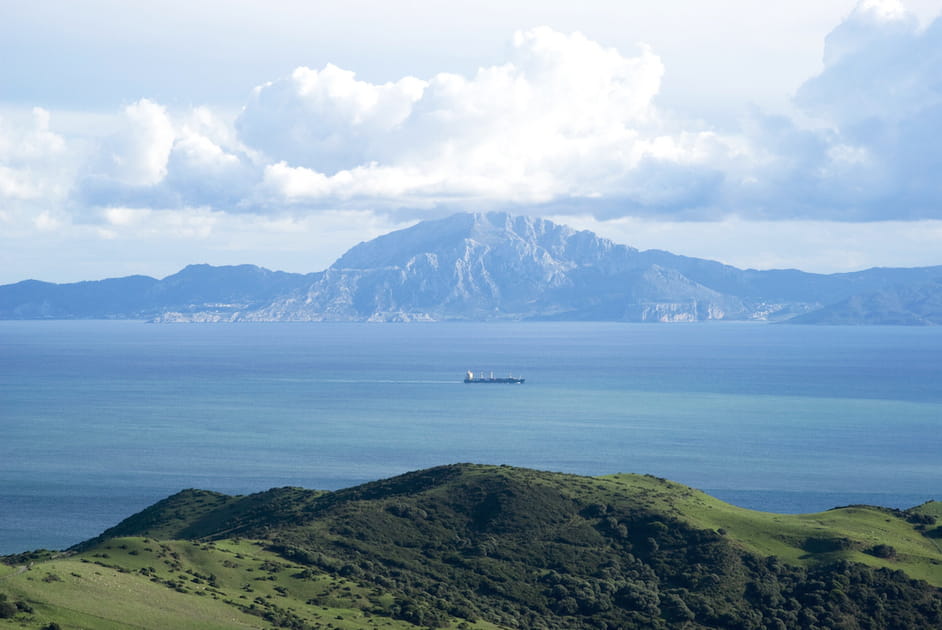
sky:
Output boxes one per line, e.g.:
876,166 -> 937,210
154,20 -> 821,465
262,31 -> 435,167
2,0 -> 942,283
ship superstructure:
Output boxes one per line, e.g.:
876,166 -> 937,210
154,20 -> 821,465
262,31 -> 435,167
464,370 -> 525,384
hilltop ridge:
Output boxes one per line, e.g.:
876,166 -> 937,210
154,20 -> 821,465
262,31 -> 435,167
4,464 -> 940,629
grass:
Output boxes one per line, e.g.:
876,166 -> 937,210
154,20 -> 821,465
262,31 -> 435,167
911,500 -> 942,519
601,473 -> 942,585
1,537 -> 500,629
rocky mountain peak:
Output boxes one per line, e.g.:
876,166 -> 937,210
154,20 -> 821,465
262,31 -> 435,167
333,211 -> 627,275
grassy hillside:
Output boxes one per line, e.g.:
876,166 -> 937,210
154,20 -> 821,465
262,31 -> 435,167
1,538 -> 499,629
600,474 -> 942,585
3,464 -> 941,629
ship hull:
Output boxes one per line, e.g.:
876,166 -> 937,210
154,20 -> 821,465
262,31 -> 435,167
464,377 -> 525,384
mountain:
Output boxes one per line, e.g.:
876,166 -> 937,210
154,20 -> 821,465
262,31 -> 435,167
3,212 -> 942,323
0,264 -> 315,320
0,275 -> 159,319
787,279 -> 942,325
241,212 -> 755,322
3,465 -> 941,629
233,212 -> 942,323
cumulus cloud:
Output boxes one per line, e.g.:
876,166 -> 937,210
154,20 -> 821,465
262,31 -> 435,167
163,107 -> 259,207
238,64 -> 426,173
238,27 -> 729,212
39,17 -> 942,225
236,14 -> 942,222
0,108 -> 69,201
0,108 -> 65,164
799,0 -> 939,124
10,11 -> 942,246
787,0 -> 942,219
97,99 -> 175,186
0,107 -> 77,241
78,100 -> 258,212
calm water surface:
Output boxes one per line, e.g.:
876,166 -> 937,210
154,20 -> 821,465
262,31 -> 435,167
1,320 -> 940,554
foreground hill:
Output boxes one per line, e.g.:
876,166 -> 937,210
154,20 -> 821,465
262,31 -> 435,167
3,465 -> 941,629
3,212 -> 942,323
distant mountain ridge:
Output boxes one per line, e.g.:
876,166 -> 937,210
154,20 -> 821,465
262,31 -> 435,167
787,279 -> 942,325
3,212 -> 942,324
0,264 -> 316,320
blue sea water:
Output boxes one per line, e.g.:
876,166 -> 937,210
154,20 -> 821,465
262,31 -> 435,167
1,320 -> 940,555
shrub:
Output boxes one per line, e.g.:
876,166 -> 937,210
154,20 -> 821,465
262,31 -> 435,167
865,544 -> 897,559
0,600 -> 17,619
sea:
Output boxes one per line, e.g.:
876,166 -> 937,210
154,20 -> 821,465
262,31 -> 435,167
1,320 -> 940,555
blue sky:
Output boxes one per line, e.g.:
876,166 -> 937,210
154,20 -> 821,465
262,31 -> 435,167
2,0 -> 942,283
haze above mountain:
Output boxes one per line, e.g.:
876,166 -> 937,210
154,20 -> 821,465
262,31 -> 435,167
3,212 -> 941,324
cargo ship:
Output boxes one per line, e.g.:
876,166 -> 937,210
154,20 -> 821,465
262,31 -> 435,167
464,370 -> 525,384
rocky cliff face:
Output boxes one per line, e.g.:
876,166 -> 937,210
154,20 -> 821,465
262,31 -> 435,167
237,212 -> 776,322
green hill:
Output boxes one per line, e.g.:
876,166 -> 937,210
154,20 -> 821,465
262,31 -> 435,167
3,464 -> 941,629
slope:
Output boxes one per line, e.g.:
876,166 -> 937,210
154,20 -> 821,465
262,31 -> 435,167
787,278 -> 942,325
2,538 -> 494,629
6,464 -> 940,629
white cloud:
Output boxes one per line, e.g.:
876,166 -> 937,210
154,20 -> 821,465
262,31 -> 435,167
237,15 -> 942,222
18,18 -> 942,228
10,18 -> 942,227
786,1 -> 942,219
0,108 -> 70,201
76,101 -> 258,211
102,206 -> 150,227
0,108 -> 77,242
239,27 -> 728,211
172,133 -> 240,173
0,107 -> 66,163
801,1 -> 935,123
237,64 -> 427,173
261,162 -> 434,203
0,165 -> 40,200
163,108 -> 257,207
34,211 -> 64,232
855,0 -> 910,21
97,99 -> 176,186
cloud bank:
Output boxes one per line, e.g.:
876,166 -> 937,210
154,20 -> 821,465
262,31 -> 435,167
792,0 -> 942,219
3,3 -> 942,281
8,13 -> 942,222
238,27 -> 730,212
